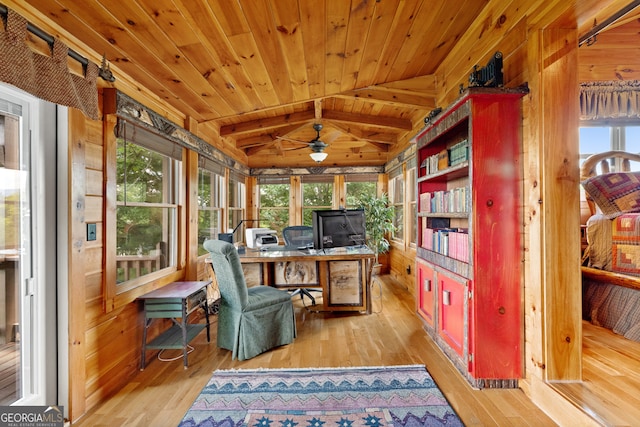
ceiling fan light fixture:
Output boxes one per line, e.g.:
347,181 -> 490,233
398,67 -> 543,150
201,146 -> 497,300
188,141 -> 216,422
310,151 -> 328,162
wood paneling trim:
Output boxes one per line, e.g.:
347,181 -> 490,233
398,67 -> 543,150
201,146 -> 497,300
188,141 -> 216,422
185,150 -> 199,280
68,108 -> 88,420
540,27 -> 582,381
103,113 -> 117,313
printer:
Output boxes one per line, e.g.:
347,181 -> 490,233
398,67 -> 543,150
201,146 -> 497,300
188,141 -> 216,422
245,228 -> 280,248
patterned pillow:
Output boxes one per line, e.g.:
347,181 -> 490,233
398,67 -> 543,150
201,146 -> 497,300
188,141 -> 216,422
612,213 -> 640,276
582,172 -> 640,219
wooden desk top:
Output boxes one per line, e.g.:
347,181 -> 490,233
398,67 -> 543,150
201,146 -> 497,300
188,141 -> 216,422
238,245 -> 374,263
138,281 -> 211,300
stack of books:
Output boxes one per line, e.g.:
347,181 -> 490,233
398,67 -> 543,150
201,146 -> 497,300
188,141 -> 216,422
419,187 -> 469,213
448,139 -> 469,166
421,227 -> 469,263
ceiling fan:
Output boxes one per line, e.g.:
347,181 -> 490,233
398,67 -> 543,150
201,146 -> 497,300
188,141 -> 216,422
276,123 -> 330,162
307,123 -> 329,162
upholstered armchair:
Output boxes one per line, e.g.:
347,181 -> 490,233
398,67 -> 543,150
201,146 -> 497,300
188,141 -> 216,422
203,239 -> 296,360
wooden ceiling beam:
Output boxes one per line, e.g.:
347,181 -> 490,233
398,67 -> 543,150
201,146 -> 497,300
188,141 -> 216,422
234,124 -> 304,149
315,99 -> 323,121
321,110 -> 413,130
220,110 -> 315,135
331,123 -> 398,144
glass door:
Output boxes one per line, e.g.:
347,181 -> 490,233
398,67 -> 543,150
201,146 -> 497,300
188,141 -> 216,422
0,85 -> 57,406
0,95 -> 29,405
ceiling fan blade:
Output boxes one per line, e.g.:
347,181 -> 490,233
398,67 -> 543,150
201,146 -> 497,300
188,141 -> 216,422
275,135 -> 308,145
322,129 -> 342,144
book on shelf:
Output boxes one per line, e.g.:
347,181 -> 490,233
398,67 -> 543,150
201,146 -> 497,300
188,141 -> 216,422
420,192 -> 431,212
448,139 -> 469,166
421,227 -> 469,262
422,187 -> 469,213
437,149 -> 449,170
421,139 -> 469,177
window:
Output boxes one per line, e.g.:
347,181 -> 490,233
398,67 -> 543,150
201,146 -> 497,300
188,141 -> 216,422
302,175 -> 334,225
345,174 -> 377,208
388,166 -> 404,241
115,121 -> 181,289
580,125 -> 640,170
228,171 -> 246,242
198,157 -> 224,255
258,176 -> 290,236
406,158 -> 417,246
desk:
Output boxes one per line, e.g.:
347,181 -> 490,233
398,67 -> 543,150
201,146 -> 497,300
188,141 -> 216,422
138,281 -> 211,370
238,246 -> 374,313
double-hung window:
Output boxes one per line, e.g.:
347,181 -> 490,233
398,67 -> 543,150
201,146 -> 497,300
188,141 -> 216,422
580,125 -> 640,170
228,171 -> 246,241
198,157 -> 224,255
345,174 -> 377,208
406,158 -> 417,246
389,166 -> 404,242
258,176 -> 290,236
301,175 -> 334,226
115,120 -> 181,290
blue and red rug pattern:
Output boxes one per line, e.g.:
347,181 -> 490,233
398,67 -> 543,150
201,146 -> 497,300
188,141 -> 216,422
179,365 -> 463,427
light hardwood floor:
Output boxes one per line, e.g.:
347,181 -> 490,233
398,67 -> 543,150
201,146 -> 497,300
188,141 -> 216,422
552,321 -> 640,427
72,275 -> 558,426
0,342 -> 18,405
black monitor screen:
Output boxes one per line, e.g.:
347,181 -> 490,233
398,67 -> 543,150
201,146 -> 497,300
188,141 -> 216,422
312,209 -> 366,249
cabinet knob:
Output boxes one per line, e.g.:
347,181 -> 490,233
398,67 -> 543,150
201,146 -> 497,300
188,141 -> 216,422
442,290 -> 451,306
486,199 -> 494,207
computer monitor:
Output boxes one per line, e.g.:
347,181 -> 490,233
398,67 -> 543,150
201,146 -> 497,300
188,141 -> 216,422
312,209 -> 366,250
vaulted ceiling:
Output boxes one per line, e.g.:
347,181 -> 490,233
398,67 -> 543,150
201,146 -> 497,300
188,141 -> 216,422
7,0 -> 491,168
5,0 -> 640,168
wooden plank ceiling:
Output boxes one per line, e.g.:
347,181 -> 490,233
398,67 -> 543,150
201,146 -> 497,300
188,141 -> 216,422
10,0 -> 491,168
10,1 -> 639,167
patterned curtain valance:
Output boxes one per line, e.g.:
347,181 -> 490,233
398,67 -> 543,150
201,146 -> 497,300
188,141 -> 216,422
580,80 -> 640,121
0,8 -> 99,120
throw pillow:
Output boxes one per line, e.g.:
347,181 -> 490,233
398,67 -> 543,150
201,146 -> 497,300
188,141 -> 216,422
582,171 -> 640,219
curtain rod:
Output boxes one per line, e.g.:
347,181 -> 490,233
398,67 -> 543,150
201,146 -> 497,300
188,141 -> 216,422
0,3 -> 88,67
579,0 -> 640,46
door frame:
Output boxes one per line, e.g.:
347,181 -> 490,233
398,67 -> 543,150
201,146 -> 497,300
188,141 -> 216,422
0,83 -> 60,407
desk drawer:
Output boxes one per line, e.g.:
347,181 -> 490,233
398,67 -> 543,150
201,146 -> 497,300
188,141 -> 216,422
144,289 -> 206,318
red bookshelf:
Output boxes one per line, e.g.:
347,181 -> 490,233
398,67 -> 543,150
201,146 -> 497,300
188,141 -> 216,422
415,87 -> 527,388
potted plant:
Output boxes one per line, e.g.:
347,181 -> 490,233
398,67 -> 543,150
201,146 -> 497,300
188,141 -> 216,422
358,193 -> 396,269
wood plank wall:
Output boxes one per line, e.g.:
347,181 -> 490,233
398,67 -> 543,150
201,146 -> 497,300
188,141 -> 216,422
55,0 -> 632,423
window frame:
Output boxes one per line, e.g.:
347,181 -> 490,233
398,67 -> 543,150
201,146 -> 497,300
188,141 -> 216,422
406,157 -> 417,247
388,165 -> 405,243
345,174 -> 378,209
197,157 -> 225,255
301,175 -> 335,227
113,121 -> 182,294
227,170 -> 246,243
257,176 -> 291,237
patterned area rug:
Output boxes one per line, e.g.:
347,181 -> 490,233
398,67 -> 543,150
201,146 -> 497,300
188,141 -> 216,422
179,365 -> 463,427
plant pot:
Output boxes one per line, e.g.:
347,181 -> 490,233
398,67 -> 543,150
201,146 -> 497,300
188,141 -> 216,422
372,263 -> 382,276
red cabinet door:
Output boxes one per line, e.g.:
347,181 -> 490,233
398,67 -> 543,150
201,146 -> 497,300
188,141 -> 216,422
438,271 -> 467,358
416,260 -> 436,328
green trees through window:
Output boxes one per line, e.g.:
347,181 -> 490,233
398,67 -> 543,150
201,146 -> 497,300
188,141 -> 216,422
116,138 -> 179,284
